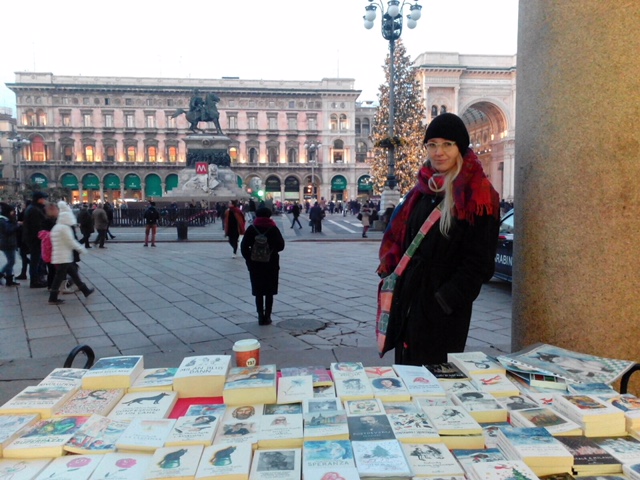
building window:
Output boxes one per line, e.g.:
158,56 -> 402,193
30,136 -> 47,162
125,98 -> 133,106
72,98 -> 79,105
104,114 -> 113,128
229,100 -> 236,107
37,110 -> 47,126
104,98 -> 110,105
355,119 -> 361,136
228,115 -> 238,130
441,105 -> 447,114
356,141 -> 368,163
23,110 -> 36,126
269,116 -> 277,130
249,147 -> 258,164
288,116 -> 297,130
248,116 -> 257,130
308,117 -> 317,131
62,97 -> 70,105
431,105 -> 438,117
127,146 -> 136,162
83,97 -> 90,105
83,114 -> 92,127
333,139 -> 344,163
126,114 -> 135,128
84,145 -> 95,162
63,146 -> 73,162
330,114 -> 338,132
230,147 -> 238,162
146,114 -> 155,128
269,101 -> 275,108
166,115 -> 177,128
146,99 -> 153,106
288,101 -> 295,108
167,99 -> 174,107
339,114 -> 348,131
147,146 -> 157,162
287,148 -> 297,164
106,146 -> 116,162
362,119 -> 370,137
62,114 -> 71,127
268,147 -> 278,164
168,146 -> 178,163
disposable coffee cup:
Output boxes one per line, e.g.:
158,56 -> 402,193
233,339 -> 260,367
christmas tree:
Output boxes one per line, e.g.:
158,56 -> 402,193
371,39 -> 426,196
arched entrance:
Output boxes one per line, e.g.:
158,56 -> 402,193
331,175 -> 347,201
82,173 -> 100,203
30,173 -> 48,189
60,173 -> 79,203
166,174 -> 179,193
103,173 -> 121,203
145,174 -> 162,198
264,175 -> 281,202
124,174 -> 142,201
357,175 -> 373,199
284,176 -> 300,201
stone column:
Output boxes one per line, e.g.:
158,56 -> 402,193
513,1 -> 640,362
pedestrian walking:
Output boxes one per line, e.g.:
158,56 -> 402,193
77,204 -> 94,248
48,202 -> 94,305
241,207 -> 285,325
143,201 -> 160,247
0,202 -> 21,286
360,203 -> 372,238
309,201 -> 323,233
15,201 -> 29,280
290,202 -> 302,229
223,200 -> 245,257
377,113 -> 500,366
104,201 -> 116,240
22,191 -> 49,288
92,204 -> 109,248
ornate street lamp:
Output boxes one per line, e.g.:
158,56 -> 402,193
364,0 -> 422,192
304,141 -> 322,200
8,135 -> 30,191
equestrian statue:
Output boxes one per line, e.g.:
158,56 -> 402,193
172,90 -> 224,135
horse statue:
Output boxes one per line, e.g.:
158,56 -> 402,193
172,91 -> 224,135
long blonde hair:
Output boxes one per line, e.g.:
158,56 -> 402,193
427,154 -> 463,237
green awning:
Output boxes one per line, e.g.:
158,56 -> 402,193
104,173 -> 121,190
124,174 -> 141,190
145,174 -> 162,197
60,173 -> 78,189
237,175 -> 243,188
82,174 -> 100,190
166,174 -> 179,192
265,176 -> 281,192
31,173 -> 48,188
331,175 -> 347,191
358,175 -> 373,191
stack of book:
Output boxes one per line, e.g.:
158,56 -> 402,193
393,364 -> 445,399
128,367 -> 178,393
421,405 -> 484,449
82,355 -> 144,390
448,352 -> 506,377
351,439 -> 412,479
553,394 -> 626,436
330,362 -> 374,402
466,459 -> 541,480
508,406 -> 582,436
250,448 -> 301,480
302,440 -> 359,480
173,355 -> 231,398
401,442 -> 465,479
556,435 -> 623,476
222,365 -> 277,405
450,391 -> 508,423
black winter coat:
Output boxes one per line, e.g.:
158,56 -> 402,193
241,223 -> 285,296
388,194 -> 499,366
0,216 -> 19,251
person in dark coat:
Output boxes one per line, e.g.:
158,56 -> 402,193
15,201 -> 29,280
22,191 -> 49,288
0,203 -> 21,286
103,201 -> 116,240
241,207 -> 285,325
377,113 -> 500,366
76,204 -> 94,248
223,200 -> 245,257
92,204 -> 109,248
290,202 -> 302,229
309,202 -> 323,233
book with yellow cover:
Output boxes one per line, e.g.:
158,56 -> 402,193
223,365 -> 277,406
0,385 -> 77,419
173,355 -> 231,398
64,414 -> 129,454
89,452 -> 153,480
451,392 -> 508,423
128,368 -> 178,393
164,415 -> 220,447
107,391 -> 178,421
38,368 -> 87,388
145,445 -> 204,480
195,443 -> 253,480
53,388 -> 125,417
3,416 -> 88,459
0,414 -> 40,456
471,373 -> 521,398
81,355 -> 144,390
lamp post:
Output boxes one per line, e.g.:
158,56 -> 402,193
363,0 -> 422,195
8,135 -> 30,192
304,141 -> 321,200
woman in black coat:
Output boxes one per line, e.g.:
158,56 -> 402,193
241,207 -> 285,325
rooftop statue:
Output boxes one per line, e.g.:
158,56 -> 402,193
171,90 -> 224,135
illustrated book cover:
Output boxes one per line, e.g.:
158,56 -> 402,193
81,355 -> 144,390
164,414 -> 220,447
115,418 -> 175,452
0,385 -> 77,419
280,366 -> 333,386
195,443 -> 253,480
351,439 -> 412,478
346,414 -> 395,442
470,373 -> 520,397
401,442 -> 465,478
0,458 -> 52,480
277,375 -> 314,404
145,445 -> 204,480
392,364 -> 445,397
2,416 -> 88,459
387,412 -> 441,443
106,391 -> 178,421
364,366 -> 398,378
173,355 -> 231,398
37,368 -> 87,388
370,377 -> 411,403
303,410 -> 349,441
128,368 -> 178,393
249,448 -> 301,480
303,440 -> 359,480
223,365 -> 277,406
0,414 -> 40,456
424,362 -> 469,381
63,414 -> 129,454
33,454 -> 101,479
469,459 -> 540,480
451,391 -> 508,423
447,352 -> 506,376
344,398 -> 385,416
257,413 -> 304,449
303,398 -> 342,414
509,407 -> 582,436
53,388 -> 125,417
89,452 -> 153,480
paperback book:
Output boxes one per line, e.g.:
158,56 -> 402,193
470,373 -> 520,398
249,448 -> 301,480
468,459 -> 540,480
222,404 -> 263,424
346,414 -> 395,441
184,403 -> 227,418
89,452 -> 153,480
303,398 -> 342,414
81,355 -> 144,390
164,414 -> 220,447
64,414 -> 130,454
128,368 -> 178,393
106,391 -> 178,421
37,368 -> 87,388
364,366 -> 398,378
351,439 -> 412,479
313,385 -> 336,398
441,380 -> 480,396
447,352 -> 506,376
303,410 -> 350,441
387,412 -> 441,443
173,355 -> 231,398
195,443 -> 253,480
145,445 -> 204,480
451,391 -> 508,423
257,413 -> 303,449
383,401 -> 422,415
263,403 -> 303,415
482,423 -> 511,448
280,366 -> 332,386
53,388 -> 125,417
424,362 -> 469,381
0,385 -> 77,419
34,454 -> 101,479
452,448 -> 506,474
329,362 -> 366,380
567,382 -> 618,396
115,418 -> 176,452
509,407 -> 582,436
498,395 -> 543,412
553,394 -> 626,436
401,442 -> 465,479
343,398 -> 385,416
214,420 -> 259,448
555,435 -> 622,475
0,414 -> 40,456
392,364 -> 445,397
370,377 -> 411,403
303,440 -> 359,480
334,376 -> 374,402
223,365 -> 277,406
3,416 -> 88,459
592,436 -> 640,465
276,375 -> 314,404
0,458 -> 52,480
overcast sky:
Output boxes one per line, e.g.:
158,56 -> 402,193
0,0 -> 518,112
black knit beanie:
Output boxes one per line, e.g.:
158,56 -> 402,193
423,113 -> 470,155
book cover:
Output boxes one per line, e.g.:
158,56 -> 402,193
447,352 -> 505,376
3,416 -> 88,459
81,355 -> 144,390
214,421 -> 259,447
145,445 -> 204,480
222,404 -> 263,423
364,366 -> 398,378
195,443 -> 253,480
223,365 -> 277,406
452,448 -> 506,473
107,391 -> 178,420
422,406 -> 483,435
392,364 -> 446,397
64,414 -> 129,454
370,377 -> 411,402
623,463 -> 640,480
499,395 -> 543,411
383,401 -> 421,415
164,414 -> 220,447
0,414 -> 40,455
334,377 -> 374,402
482,422 -> 511,448
555,435 -> 621,470
600,394 -> 640,425
33,455 -> 101,479
451,391 -> 508,423
313,385 -> 336,398
89,452 -> 153,480
415,397 -> 454,410
509,407 -> 582,436
53,388 -> 125,417
263,403 -> 303,415
277,375 -> 314,404
0,458 -> 51,480
496,427 -> 574,469
471,373 -> 520,397
280,366 -> 332,386
249,448 -> 301,480
387,412 -> 441,443
567,383 -> 618,396
346,414 -> 395,441
496,343 -> 634,385
303,440 -> 355,473
38,368 -> 87,388
115,418 -> 175,452
128,368 -> 178,392
303,398 -> 342,414
441,380 -> 480,396
343,398 -> 385,416
469,460 -> 540,480
173,355 -> 231,398
257,413 -> 303,449
592,436 -> 640,464
401,442 -> 465,477
425,362 -> 469,381
329,362 -> 366,379
184,404 -> 227,418
351,439 -> 412,478
0,385 -> 77,419
303,411 -> 349,441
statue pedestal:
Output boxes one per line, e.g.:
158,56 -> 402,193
380,187 -> 401,211
184,135 -> 232,167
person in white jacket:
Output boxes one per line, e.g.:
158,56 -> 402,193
49,201 -> 94,305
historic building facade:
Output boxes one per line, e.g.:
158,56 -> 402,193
4,73 -> 374,204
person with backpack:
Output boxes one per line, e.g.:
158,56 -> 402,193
240,207 -> 285,325
143,201 -> 160,247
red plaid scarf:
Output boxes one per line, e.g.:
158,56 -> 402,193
377,150 -> 499,277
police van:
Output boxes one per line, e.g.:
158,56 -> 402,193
494,209 -> 514,282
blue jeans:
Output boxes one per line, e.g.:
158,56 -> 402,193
1,248 -> 16,276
